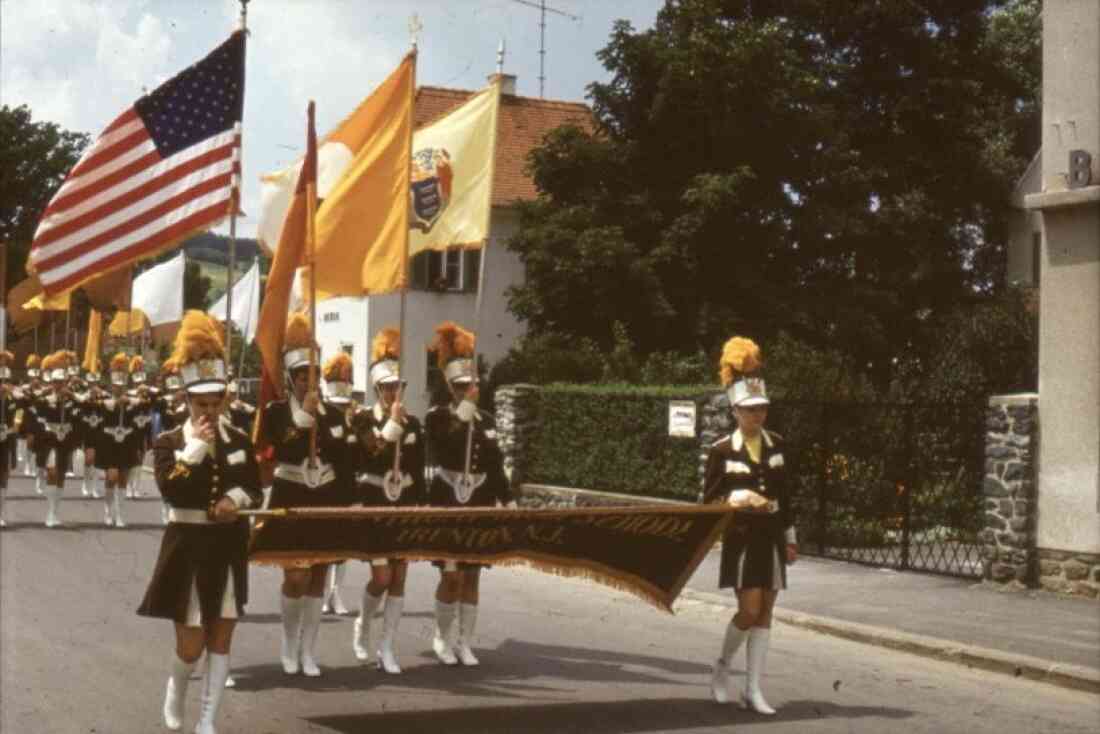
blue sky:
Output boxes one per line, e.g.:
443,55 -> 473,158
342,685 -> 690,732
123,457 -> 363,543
1,0 -> 664,239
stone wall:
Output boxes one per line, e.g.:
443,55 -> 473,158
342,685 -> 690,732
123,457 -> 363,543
493,384 -> 538,490
980,394 -> 1038,586
1037,550 -> 1100,598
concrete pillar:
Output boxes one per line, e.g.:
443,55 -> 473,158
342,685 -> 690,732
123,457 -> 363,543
1024,0 -> 1100,595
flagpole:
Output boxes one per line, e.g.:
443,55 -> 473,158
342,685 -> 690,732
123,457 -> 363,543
225,0 -> 250,373
392,42 -> 417,481
463,73 -> 502,483
238,257 -> 257,380
306,100 -> 318,469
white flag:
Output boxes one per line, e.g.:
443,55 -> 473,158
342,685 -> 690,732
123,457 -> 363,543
208,261 -> 261,343
131,253 -> 185,326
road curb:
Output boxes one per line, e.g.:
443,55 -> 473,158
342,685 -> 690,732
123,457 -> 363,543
679,588 -> 1100,694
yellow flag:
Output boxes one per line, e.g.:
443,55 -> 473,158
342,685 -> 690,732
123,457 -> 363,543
108,309 -> 148,337
23,290 -> 71,311
83,310 -> 103,373
311,53 -> 415,298
408,78 -> 501,256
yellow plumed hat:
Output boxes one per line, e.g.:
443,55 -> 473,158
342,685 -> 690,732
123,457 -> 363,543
322,351 -> 353,383
718,337 -> 762,387
110,352 -> 130,373
371,327 -> 401,363
283,312 -> 317,372
170,311 -> 227,394
0,350 -> 14,366
431,321 -> 475,384
26,354 -> 40,369
129,355 -> 145,374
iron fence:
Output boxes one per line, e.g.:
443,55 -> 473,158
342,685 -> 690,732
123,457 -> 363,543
768,400 -> 987,579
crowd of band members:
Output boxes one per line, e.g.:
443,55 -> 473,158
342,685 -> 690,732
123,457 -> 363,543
0,324 -> 794,732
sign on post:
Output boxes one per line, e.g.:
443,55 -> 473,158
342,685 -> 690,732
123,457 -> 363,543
668,400 -> 697,438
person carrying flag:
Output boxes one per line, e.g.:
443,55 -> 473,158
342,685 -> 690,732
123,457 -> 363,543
348,327 -> 425,673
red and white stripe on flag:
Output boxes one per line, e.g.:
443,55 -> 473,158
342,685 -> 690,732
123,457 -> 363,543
29,31 -> 245,297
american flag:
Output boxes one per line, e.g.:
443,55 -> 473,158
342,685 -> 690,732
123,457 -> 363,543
29,31 -> 245,297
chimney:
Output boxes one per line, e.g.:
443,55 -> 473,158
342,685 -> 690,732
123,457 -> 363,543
488,73 -> 517,96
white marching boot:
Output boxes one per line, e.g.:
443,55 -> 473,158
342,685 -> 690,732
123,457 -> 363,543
376,595 -> 404,674
454,603 -> 480,667
327,563 -> 349,615
193,652 -> 229,734
710,619 -> 750,704
162,502 -> 171,526
163,655 -> 196,731
35,468 -> 44,495
432,600 -> 459,666
102,489 -> 115,527
742,627 -> 776,715
353,588 -> 383,662
280,595 -> 304,675
81,470 -> 91,497
91,470 -> 103,499
112,486 -> 126,528
299,596 -> 324,677
44,486 -> 61,527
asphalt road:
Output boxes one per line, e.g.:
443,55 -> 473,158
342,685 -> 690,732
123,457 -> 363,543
2,479 -> 1097,734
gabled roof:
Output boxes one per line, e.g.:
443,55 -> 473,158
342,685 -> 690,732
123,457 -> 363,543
414,85 -> 594,207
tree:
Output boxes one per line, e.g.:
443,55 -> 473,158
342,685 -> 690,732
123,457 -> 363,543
507,0 -> 1041,389
183,260 -> 212,311
0,105 -> 90,292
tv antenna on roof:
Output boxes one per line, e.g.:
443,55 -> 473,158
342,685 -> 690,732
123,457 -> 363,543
509,0 -> 580,98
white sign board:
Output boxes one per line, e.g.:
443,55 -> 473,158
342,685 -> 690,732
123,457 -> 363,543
668,400 -> 697,438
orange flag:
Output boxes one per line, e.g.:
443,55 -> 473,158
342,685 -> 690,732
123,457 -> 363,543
83,310 -> 103,374
307,52 -> 415,299
252,101 -> 317,451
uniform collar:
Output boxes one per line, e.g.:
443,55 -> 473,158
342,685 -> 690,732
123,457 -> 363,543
731,429 -> 772,452
183,415 -> 231,444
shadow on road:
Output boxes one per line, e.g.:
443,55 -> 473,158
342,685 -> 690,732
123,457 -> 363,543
306,696 -> 914,733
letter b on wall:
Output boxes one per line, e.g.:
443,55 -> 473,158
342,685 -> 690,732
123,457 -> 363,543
1068,150 -> 1093,189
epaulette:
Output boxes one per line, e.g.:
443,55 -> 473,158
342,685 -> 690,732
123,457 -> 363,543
763,429 -> 783,443
710,433 -> 733,448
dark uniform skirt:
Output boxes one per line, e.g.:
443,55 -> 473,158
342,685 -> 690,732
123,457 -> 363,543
428,475 -> 491,572
719,514 -> 788,591
138,519 -> 251,624
95,431 -> 138,471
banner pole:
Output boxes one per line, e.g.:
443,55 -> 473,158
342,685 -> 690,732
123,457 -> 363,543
238,257 -> 257,380
306,100 -> 318,469
463,76 -> 502,483
392,48 -> 417,482
226,0 -> 250,369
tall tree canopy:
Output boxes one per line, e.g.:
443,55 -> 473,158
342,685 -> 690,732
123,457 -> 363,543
506,0 -> 1040,386
1,104 -> 90,292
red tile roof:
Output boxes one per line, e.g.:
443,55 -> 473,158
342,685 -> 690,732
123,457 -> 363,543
414,84 -> 594,207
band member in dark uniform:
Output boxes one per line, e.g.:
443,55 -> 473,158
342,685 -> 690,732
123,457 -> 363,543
0,351 -> 16,527
425,322 -> 512,667
226,379 -> 256,437
348,328 -> 425,673
704,337 -> 797,714
155,359 -> 188,525
319,353 -> 355,618
126,355 -> 153,498
33,352 -> 82,528
138,310 -> 262,734
263,313 -> 352,677
22,354 -> 46,494
76,369 -> 106,499
94,353 -> 142,528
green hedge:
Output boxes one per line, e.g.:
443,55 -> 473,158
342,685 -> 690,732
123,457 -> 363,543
525,384 -> 710,500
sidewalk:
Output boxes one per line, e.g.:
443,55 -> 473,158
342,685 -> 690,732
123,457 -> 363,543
683,550 -> 1100,693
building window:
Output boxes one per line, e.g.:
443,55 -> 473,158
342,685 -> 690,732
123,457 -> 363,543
411,249 -> 481,292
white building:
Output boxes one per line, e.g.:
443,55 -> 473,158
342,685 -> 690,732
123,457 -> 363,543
315,75 -> 591,417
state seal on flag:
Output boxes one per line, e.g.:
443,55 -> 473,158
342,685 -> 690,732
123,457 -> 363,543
409,147 -> 453,232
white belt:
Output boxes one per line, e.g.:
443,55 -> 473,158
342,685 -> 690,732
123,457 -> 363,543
436,467 -> 487,504
274,461 -> 336,489
358,472 -> 413,489
46,422 -> 73,440
168,508 -> 214,524
104,426 -> 133,442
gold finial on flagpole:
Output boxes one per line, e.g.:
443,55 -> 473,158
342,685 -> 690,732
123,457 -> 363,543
409,13 -> 423,51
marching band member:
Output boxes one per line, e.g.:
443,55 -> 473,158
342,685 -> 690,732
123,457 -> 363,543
22,354 -> 45,494
96,353 -> 141,528
425,322 -> 512,667
64,351 -> 83,480
704,337 -> 797,714
348,328 -> 425,673
127,355 -> 153,498
157,359 -> 188,525
263,313 -> 352,677
318,353 -> 355,618
76,370 -> 102,498
0,351 -> 16,527
34,352 -> 81,527
15,354 -> 40,478
226,379 -> 256,437
137,311 -> 262,734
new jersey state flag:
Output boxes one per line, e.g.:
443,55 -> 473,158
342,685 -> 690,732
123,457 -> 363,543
407,79 -> 501,256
